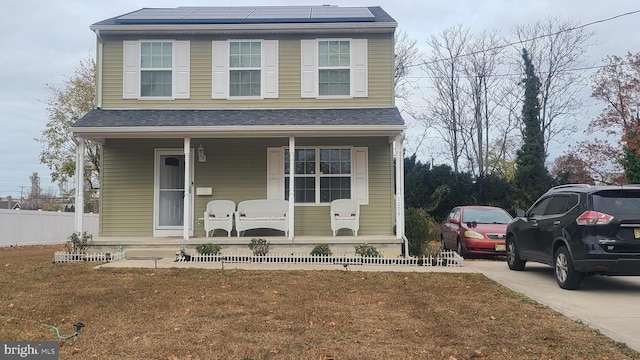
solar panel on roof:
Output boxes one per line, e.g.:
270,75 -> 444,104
247,7 -> 312,19
116,6 -> 375,23
311,7 -> 374,19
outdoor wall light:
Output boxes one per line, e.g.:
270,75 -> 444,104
198,144 -> 207,163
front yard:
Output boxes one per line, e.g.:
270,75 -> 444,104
0,245 -> 637,359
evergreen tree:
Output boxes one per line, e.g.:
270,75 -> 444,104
514,49 -> 551,208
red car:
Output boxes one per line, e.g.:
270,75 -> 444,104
441,206 -> 513,257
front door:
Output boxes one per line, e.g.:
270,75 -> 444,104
154,149 -> 194,236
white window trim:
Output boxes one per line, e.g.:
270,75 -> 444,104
122,40 -> 190,100
267,146 -> 368,206
212,39 -> 279,100
300,38 -> 368,99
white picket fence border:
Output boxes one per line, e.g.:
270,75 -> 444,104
54,250 -> 126,263
178,249 -> 464,267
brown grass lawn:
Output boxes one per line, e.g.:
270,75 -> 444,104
0,246 -> 638,360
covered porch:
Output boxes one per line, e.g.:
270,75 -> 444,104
71,108 -> 408,256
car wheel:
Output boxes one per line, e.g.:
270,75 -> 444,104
441,236 -> 447,251
554,246 -> 584,290
456,239 -> 465,257
506,237 -> 526,271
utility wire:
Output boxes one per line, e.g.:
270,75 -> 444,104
418,9 -> 640,67
405,61 -> 636,81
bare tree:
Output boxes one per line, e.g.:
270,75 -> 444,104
422,25 -> 470,174
461,30 -> 507,176
394,29 -> 420,106
513,16 -> 596,155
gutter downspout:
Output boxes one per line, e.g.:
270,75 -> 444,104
73,137 -> 85,234
95,30 -> 103,109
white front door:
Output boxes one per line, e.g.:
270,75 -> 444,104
154,149 -> 194,236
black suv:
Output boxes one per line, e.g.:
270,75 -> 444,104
506,184 -> 640,289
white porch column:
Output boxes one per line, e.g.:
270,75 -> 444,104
394,133 -> 408,257
183,137 -> 191,242
288,136 -> 295,240
74,137 -> 85,233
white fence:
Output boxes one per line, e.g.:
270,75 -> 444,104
0,209 -> 99,247
179,250 -> 465,267
54,250 -> 126,263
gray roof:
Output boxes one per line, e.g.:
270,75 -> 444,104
73,108 -> 405,128
93,6 -> 396,26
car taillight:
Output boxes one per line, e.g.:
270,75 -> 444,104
576,211 -> 614,225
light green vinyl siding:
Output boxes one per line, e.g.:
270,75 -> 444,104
100,137 -> 394,237
100,33 -> 395,109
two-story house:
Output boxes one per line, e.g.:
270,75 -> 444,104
71,5 -> 407,256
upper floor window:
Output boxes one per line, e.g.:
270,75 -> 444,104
140,42 -> 172,97
229,41 -> 261,97
318,41 -> 350,96
301,39 -> 368,99
212,40 -> 279,99
123,40 -> 190,100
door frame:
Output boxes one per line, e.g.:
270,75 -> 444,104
153,148 -> 195,237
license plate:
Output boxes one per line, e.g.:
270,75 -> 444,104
495,244 -> 506,251
635,229 -> 640,239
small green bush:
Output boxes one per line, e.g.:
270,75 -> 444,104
310,244 -> 332,256
196,243 -> 221,255
249,238 -> 270,256
355,243 -> 381,258
65,231 -> 93,254
405,207 -> 440,257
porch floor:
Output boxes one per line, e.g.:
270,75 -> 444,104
91,235 -> 404,258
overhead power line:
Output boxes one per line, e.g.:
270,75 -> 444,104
419,9 -> 640,67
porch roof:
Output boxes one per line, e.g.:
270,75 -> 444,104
71,107 -> 406,141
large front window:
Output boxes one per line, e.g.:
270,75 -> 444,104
318,40 -> 350,96
229,41 -> 261,97
284,148 -> 351,203
140,42 -> 172,97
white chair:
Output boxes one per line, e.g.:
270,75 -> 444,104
330,199 -> 360,236
203,200 -> 236,237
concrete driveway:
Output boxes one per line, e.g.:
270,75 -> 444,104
466,259 -> 640,354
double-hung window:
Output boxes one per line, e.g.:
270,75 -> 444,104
301,38 -> 368,98
267,147 -> 368,205
229,41 -> 261,97
140,42 -> 172,97
122,40 -> 190,99
284,148 -> 352,203
212,40 -> 279,99
318,41 -> 350,96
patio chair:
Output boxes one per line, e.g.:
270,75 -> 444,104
204,200 -> 236,237
330,199 -> 360,236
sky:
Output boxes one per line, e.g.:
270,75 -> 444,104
1,0 -> 639,197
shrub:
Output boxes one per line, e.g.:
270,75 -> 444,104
310,244 -> 332,256
248,238 -> 270,256
405,207 -> 440,257
65,231 -> 93,254
196,243 -> 221,255
355,243 -> 381,258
